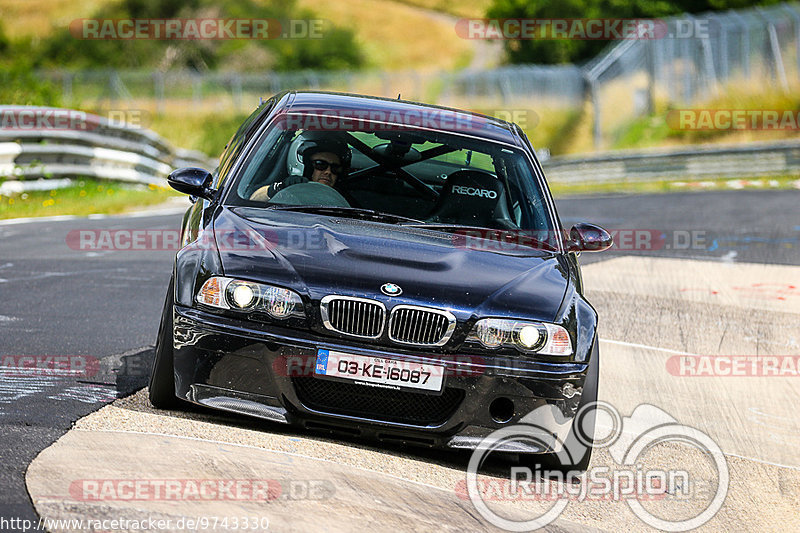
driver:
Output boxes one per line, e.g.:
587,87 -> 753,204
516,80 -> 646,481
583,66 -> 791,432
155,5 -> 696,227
250,132 -> 351,202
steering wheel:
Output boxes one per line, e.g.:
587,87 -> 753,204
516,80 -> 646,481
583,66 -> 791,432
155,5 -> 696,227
269,181 -> 351,207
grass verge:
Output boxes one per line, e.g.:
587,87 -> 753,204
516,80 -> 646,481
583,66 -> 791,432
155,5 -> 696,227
0,178 -> 181,220
389,0 -> 491,18
611,82 -> 800,151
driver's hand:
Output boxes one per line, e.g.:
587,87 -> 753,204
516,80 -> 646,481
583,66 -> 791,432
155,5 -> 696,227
250,175 -> 309,202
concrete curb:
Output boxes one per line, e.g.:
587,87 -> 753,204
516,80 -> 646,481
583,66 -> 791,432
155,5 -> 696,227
26,429 -> 597,532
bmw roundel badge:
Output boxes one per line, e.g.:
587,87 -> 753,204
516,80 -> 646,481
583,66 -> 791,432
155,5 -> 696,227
381,283 -> 402,296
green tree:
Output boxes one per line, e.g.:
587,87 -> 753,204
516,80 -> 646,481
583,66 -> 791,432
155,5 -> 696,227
487,0 -> 783,64
0,61 -> 62,106
27,0 -> 363,71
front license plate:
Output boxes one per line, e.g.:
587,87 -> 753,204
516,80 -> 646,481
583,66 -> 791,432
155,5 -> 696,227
314,349 -> 444,393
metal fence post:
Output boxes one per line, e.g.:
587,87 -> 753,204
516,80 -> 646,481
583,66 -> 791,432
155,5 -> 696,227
767,21 -> 790,90
233,74 -> 243,111
681,30 -> 693,102
584,74 -> 602,150
62,72 -> 73,105
666,30 -> 678,102
699,34 -> 718,99
718,16 -> 729,82
729,10 -> 750,79
646,41 -> 656,114
154,72 -> 164,114
780,3 -> 800,78
759,10 -> 790,91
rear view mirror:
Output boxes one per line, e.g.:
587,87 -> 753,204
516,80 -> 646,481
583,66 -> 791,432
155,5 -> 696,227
567,223 -> 613,252
167,168 -> 215,200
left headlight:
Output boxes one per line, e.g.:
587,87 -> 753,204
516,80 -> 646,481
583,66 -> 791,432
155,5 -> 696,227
196,276 -> 305,319
466,318 -> 572,356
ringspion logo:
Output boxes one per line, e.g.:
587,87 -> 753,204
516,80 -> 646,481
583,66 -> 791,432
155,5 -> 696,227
464,402 -> 728,531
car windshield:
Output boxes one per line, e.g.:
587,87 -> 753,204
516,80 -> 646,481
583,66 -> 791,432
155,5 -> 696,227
224,117 -> 557,240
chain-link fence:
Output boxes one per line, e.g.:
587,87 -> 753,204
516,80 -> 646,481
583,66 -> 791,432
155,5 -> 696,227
39,2 -> 800,151
584,2 -> 800,147
45,66 -> 586,115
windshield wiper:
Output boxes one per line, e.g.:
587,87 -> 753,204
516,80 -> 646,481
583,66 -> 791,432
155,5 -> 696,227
266,205 -> 425,225
404,223 -> 559,252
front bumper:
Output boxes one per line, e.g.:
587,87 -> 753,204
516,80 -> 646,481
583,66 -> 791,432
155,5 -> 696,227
172,306 -> 592,453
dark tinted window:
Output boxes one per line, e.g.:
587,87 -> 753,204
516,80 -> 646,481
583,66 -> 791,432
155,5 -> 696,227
225,120 -> 556,238
213,98 -> 274,189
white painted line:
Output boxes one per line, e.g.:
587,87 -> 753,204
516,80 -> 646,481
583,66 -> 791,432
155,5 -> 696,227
601,338 -> 696,356
48,385 -> 117,404
713,452 -> 800,472
123,207 -> 188,218
0,215 -> 78,226
600,425 -> 800,472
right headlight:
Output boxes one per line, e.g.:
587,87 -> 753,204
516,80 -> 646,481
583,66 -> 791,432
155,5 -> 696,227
196,276 -> 305,319
466,318 -> 572,356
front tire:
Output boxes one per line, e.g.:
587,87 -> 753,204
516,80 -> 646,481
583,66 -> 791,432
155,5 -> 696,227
148,277 -> 181,409
521,341 -> 599,473
558,340 -> 599,472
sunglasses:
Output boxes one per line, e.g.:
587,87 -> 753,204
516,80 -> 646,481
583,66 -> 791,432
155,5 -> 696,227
311,159 -> 343,174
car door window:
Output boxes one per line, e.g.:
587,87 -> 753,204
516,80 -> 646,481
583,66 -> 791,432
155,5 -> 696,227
213,99 -> 275,189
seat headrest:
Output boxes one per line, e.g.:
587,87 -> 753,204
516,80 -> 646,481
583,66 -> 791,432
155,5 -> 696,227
428,170 -> 505,227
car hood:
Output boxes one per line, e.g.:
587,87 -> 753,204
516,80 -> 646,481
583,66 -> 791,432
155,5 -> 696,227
213,207 -> 570,321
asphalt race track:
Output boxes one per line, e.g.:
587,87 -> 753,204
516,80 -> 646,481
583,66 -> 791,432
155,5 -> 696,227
1,190 -> 799,532
0,207 -> 181,525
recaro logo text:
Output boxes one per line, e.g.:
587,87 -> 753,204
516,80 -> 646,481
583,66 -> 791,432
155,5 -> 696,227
451,186 -> 498,199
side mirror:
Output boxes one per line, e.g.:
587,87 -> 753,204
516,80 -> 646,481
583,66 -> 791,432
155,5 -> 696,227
567,222 -> 613,252
167,167 -> 215,200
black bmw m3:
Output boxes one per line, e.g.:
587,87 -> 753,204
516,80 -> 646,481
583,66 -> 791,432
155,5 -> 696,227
149,91 -> 612,470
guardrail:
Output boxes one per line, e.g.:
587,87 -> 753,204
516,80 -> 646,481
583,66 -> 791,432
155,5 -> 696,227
0,106 -> 215,186
542,140 -> 800,184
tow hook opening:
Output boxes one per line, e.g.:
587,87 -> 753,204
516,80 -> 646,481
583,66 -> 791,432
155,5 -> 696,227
489,397 -> 515,423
